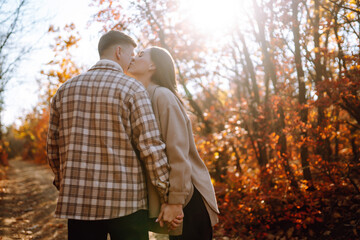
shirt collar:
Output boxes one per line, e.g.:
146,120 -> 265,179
89,59 -> 124,73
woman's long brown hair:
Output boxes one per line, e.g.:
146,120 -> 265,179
149,47 -> 183,105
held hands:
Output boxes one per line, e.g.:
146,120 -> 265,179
156,203 -> 184,230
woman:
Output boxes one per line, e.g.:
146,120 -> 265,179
128,46 -> 219,240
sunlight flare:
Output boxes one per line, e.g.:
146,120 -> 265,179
180,0 -> 249,34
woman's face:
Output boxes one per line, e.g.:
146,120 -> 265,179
127,48 -> 153,77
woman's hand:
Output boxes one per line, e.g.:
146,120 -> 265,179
167,214 -> 183,230
156,203 -> 184,230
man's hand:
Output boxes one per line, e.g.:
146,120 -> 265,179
156,203 -> 184,230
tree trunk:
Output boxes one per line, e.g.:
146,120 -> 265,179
291,0 -> 313,182
238,33 -> 268,168
314,0 -> 332,162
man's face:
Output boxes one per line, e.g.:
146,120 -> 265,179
118,44 -> 135,72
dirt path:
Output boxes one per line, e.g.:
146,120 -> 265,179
0,158 -> 168,240
0,158 -> 67,240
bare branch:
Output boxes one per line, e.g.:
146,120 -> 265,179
0,0 -> 26,52
329,0 -> 360,14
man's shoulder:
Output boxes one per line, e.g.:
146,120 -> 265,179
52,76 -> 76,95
69,69 -> 145,91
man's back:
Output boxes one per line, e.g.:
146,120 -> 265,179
47,59 -> 169,220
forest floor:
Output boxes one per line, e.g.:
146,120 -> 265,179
0,158 -> 168,240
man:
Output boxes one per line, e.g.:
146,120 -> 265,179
47,31 -> 182,240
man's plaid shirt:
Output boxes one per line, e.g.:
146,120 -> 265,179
46,59 -> 169,220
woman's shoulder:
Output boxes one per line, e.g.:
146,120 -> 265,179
149,84 -> 178,105
149,84 -> 190,123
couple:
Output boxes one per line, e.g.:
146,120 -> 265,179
46,30 -> 219,240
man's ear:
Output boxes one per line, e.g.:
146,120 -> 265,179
115,45 -> 122,60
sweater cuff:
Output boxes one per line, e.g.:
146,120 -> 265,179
168,192 -> 188,205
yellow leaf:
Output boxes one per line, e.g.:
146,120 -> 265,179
347,12 -> 355,20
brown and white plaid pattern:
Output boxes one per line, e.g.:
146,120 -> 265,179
47,59 -> 169,220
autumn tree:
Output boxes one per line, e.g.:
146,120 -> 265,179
0,0 -> 44,165
18,24 -> 82,163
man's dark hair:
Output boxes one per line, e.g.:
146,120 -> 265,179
98,31 -> 137,56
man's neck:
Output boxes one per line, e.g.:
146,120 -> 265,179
99,58 -> 123,72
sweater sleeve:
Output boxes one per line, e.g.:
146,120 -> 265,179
155,88 -> 192,205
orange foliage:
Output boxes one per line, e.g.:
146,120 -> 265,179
18,108 -> 49,163
194,91 -> 360,239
